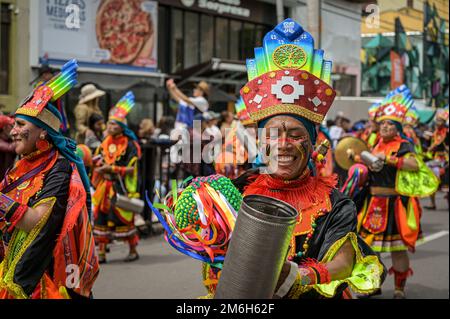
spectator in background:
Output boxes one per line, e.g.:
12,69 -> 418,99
30,64 -> 56,88
326,119 -> 335,129
166,79 -> 210,129
156,116 -> 175,139
74,84 -> 105,144
0,115 -> 15,178
220,111 -> 236,138
85,113 -> 105,152
204,111 -> 222,143
350,120 -> 367,139
329,115 -> 352,148
340,117 -> 352,133
138,118 -> 156,144
329,116 -> 344,149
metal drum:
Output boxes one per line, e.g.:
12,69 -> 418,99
215,195 -> 298,299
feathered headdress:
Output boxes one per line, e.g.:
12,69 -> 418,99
109,91 -> 135,124
15,59 -> 78,131
240,18 -> 336,125
404,105 -> 419,126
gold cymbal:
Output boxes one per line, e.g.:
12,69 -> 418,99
335,136 -> 369,170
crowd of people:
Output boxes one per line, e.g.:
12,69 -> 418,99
0,18 -> 448,300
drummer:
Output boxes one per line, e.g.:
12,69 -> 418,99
202,19 -> 385,299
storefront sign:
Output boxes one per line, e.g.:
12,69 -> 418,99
158,0 -> 277,24
180,0 -> 250,18
36,0 -> 158,72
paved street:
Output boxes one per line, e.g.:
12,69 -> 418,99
93,192 -> 449,299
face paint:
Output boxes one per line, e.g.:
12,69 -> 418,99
11,119 -> 42,156
293,142 -> 306,162
19,129 -> 30,141
263,115 -> 312,180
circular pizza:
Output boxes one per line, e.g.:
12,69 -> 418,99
96,0 -> 154,64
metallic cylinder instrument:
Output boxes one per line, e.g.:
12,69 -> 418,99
360,151 -> 384,172
215,195 -> 298,299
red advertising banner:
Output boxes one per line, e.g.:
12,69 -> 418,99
390,50 -> 404,89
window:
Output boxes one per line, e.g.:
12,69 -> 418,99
255,25 -> 270,48
200,14 -> 214,62
229,20 -> 242,61
164,6 -> 273,71
184,11 -> 199,69
333,74 -> 356,96
241,23 -> 255,60
1,3 -> 11,95
171,9 -> 183,73
158,6 -> 168,73
215,17 -> 229,59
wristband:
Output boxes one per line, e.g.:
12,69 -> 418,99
397,157 -> 405,169
300,258 -> 331,285
112,165 -> 126,176
0,192 -> 28,232
297,266 -> 318,285
386,155 -> 399,167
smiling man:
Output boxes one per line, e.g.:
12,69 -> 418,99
201,19 -> 385,299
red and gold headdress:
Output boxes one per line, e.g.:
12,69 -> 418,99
109,91 -> 135,124
376,85 -> 414,124
240,19 -> 336,125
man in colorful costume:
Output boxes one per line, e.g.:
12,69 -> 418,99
92,92 -> 142,263
203,19 -> 385,299
0,60 -> 99,299
215,98 -> 255,179
424,107 -> 449,209
357,99 -> 425,298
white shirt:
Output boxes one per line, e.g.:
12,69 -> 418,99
188,96 -> 209,113
329,125 -> 344,149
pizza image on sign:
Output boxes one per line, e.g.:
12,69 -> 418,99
96,0 -> 155,65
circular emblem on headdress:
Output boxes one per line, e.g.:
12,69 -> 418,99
273,44 -> 307,70
383,104 -> 397,116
